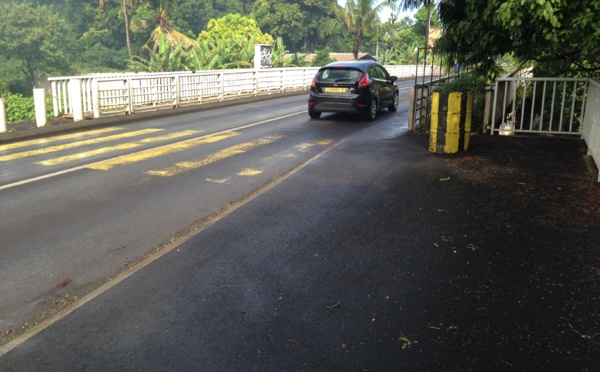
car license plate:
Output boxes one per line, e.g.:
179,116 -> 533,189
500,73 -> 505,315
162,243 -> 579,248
324,87 -> 346,93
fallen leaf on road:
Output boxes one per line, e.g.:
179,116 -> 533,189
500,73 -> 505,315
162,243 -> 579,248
326,301 -> 341,309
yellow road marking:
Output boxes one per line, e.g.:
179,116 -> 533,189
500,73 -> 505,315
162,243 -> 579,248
36,130 -> 202,166
146,135 -> 284,177
206,178 -> 231,184
0,127 -> 123,152
37,143 -> 141,166
238,168 -> 263,176
295,139 -> 334,152
0,129 -> 163,162
88,132 -> 240,171
139,130 -> 200,143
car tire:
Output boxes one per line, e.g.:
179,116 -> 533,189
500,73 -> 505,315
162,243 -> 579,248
388,92 -> 399,112
308,110 -> 321,119
366,98 -> 377,121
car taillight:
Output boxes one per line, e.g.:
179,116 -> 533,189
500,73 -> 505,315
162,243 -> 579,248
358,73 -> 370,89
311,75 -> 317,89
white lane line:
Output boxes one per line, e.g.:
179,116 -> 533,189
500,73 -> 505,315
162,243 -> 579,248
0,111 -> 305,191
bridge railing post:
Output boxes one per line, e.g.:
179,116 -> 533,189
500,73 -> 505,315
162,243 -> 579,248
33,88 -> 48,127
68,79 -> 84,122
0,98 -> 6,133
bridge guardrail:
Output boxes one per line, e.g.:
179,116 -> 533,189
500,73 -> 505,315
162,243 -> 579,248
49,65 -> 430,120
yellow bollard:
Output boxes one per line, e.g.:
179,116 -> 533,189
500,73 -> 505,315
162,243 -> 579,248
429,91 -> 473,153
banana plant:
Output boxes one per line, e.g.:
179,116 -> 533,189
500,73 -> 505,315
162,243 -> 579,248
130,33 -> 191,72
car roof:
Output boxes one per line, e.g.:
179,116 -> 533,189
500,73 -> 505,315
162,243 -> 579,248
320,60 -> 380,72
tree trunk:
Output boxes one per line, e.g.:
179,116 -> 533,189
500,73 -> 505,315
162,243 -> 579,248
353,32 -> 362,60
122,0 -> 137,72
424,0 -> 432,65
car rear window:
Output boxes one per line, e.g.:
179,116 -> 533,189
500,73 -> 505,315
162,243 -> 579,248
317,68 -> 362,82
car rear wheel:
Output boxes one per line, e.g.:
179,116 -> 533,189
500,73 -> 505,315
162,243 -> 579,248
308,110 -> 321,119
365,98 -> 377,121
388,92 -> 399,112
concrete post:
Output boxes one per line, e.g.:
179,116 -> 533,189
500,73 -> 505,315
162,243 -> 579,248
69,79 -> 84,122
0,98 -> 6,133
33,88 -> 48,127
483,84 -> 494,134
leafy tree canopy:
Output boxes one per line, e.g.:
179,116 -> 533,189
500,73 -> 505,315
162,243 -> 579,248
252,0 -> 304,51
198,14 -> 274,52
437,0 -> 600,77
0,2 -> 76,89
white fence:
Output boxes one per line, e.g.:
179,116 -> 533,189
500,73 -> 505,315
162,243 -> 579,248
48,65 -> 430,119
488,76 -> 600,181
582,79 -> 600,181
491,77 -> 589,135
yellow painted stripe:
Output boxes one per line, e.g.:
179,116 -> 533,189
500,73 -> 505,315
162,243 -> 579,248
0,129 -> 163,162
0,127 -> 123,152
295,139 -> 334,152
147,135 -> 284,177
238,168 -> 263,176
139,130 -> 200,143
206,178 -> 231,184
429,92 -> 440,153
88,131 -> 241,171
36,143 -> 141,166
36,131 -> 201,166
445,92 -> 463,153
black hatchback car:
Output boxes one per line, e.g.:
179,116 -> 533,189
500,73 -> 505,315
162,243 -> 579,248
308,60 -> 399,120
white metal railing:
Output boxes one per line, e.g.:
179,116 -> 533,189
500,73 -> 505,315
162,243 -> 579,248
582,79 -> 600,181
491,77 -> 589,135
48,65 -> 431,119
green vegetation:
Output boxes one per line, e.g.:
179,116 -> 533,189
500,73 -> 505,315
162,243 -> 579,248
0,0 -> 435,98
1,0 -> 598,126
437,0 -> 600,79
311,49 -> 336,67
434,72 -> 486,132
0,2 -> 75,94
3,94 -> 54,124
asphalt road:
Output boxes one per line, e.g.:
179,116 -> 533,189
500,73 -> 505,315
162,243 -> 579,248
0,84 -> 412,340
1,80 -> 598,370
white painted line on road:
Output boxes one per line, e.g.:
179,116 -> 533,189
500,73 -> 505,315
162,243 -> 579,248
0,111 -> 305,191
0,164 -> 92,192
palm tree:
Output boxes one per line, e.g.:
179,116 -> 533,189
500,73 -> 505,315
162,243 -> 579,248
396,0 -> 435,63
342,0 -> 386,59
145,0 -> 198,53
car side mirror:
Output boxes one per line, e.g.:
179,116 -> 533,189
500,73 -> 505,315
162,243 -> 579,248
390,76 -> 398,83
